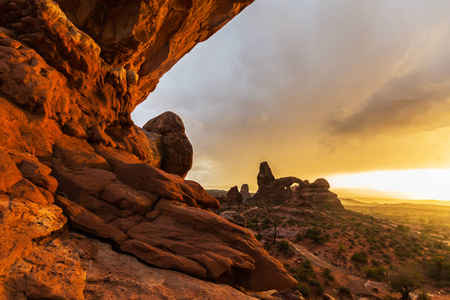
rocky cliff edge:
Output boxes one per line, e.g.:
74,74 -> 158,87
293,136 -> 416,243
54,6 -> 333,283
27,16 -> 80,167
0,0 -> 297,298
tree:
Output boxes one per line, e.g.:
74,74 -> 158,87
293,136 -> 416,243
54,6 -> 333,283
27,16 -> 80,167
262,204 -> 283,244
388,263 -> 423,300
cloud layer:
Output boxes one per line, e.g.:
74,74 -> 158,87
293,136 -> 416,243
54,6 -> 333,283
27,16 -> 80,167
132,0 -> 450,191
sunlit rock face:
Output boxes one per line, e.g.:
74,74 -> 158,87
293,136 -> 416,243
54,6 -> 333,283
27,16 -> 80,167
0,0 -> 298,298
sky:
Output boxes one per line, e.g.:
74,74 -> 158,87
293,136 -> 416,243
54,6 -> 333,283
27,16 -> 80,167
132,0 -> 450,200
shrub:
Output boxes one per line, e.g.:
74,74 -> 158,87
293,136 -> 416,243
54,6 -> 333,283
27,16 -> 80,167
305,226 -> 329,244
291,260 -> 316,282
296,233 -> 304,242
363,266 -> 387,281
255,233 -> 263,241
286,218 -> 296,226
293,283 -> 311,298
322,268 -> 334,281
308,279 -> 324,295
351,251 -> 368,264
276,240 -> 295,257
338,243 -> 345,252
338,286 -> 352,298
388,263 -> 423,300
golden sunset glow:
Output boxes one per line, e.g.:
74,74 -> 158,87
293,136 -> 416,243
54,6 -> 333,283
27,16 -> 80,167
133,0 -> 450,202
328,169 -> 450,201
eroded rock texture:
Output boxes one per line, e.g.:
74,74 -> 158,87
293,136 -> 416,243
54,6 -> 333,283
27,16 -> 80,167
253,162 -> 345,210
0,0 -> 297,298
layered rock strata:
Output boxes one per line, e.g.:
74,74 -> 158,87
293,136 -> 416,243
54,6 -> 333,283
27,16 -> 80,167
0,0 -> 297,297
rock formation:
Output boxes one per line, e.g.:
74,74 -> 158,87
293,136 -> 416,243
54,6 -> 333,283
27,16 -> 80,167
240,183 -> 252,200
226,185 -> 244,204
143,111 -> 192,178
0,0 -> 297,298
257,161 -> 276,189
252,162 -> 344,210
219,211 -> 247,227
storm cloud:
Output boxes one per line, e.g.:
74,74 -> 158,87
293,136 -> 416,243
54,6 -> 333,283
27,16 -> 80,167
132,0 -> 450,191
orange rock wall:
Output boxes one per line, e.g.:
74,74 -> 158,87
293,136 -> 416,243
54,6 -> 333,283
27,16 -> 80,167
0,0 -> 299,298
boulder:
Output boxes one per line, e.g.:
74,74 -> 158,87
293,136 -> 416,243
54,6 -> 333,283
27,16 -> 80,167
143,112 -> 193,178
219,211 -> 247,227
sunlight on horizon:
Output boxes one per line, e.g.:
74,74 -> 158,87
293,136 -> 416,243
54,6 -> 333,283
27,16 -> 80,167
327,169 -> 450,201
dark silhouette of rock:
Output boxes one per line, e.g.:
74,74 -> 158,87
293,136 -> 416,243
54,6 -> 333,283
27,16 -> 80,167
143,112 -> 193,178
226,185 -> 244,204
240,184 -> 252,200
257,161 -> 276,190
253,162 -> 344,210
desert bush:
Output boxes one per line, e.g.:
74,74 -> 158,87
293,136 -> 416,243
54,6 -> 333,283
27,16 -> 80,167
388,263 -> 423,300
276,240 -> 295,257
305,226 -> 329,244
351,251 -> 368,264
296,233 -> 304,242
396,224 -> 409,232
425,255 -> 450,285
255,233 -> 263,241
291,260 -> 316,282
286,218 -> 296,226
363,266 -> 387,281
338,286 -> 351,297
308,279 -> 324,295
293,283 -> 311,299
394,247 -> 412,259
322,268 -> 334,281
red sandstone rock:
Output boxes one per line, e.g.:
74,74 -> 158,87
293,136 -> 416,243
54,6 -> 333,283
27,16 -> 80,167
0,195 -> 66,281
15,157 -> 58,194
257,161 -> 276,190
108,156 -> 219,209
143,111 -> 193,178
253,162 -> 344,210
0,0 -> 300,296
54,134 -> 111,170
0,149 -> 23,193
226,185 -> 244,204
55,195 -> 129,245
